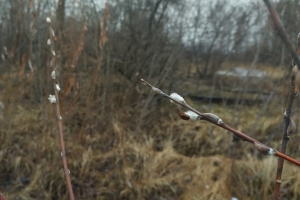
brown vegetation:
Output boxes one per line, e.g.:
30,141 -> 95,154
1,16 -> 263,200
1,0 -> 300,199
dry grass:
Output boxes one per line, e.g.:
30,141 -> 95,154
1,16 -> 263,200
0,65 -> 300,200
1,0 -> 299,198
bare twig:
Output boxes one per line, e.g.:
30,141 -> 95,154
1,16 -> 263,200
261,1 -> 300,199
273,51 -> 298,200
263,0 -> 300,69
141,79 -> 300,167
46,17 -> 75,200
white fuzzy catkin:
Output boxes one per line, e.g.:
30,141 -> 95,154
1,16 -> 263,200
185,110 -> 199,121
56,84 -> 60,92
46,17 -> 51,23
51,29 -> 55,36
48,94 -> 56,104
170,93 -> 186,104
51,71 -> 56,79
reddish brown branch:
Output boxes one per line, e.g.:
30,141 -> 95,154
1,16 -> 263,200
53,83 -> 75,200
273,78 -> 297,199
141,79 -> 300,167
261,1 -> 300,199
47,18 -> 75,200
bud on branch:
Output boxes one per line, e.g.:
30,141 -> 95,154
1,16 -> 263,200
141,78 -> 300,167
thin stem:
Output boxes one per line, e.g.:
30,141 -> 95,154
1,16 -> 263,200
141,79 -> 300,167
47,19 -> 75,200
261,1 -> 299,199
273,78 -> 297,200
263,0 -> 300,69
53,83 -> 75,200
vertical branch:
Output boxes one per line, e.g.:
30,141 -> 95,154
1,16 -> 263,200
261,0 -> 299,199
273,38 -> 299,200
263,0 -> 300,68
46,18 -> 75,200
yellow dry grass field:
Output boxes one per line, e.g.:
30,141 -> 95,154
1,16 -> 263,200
1,64 -> 300,200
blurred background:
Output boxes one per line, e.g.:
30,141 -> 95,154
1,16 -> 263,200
1,0 -> 300,199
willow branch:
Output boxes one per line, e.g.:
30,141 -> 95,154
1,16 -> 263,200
261,0 -> 300,199
273,53 -> 298,200
46,17 -> 75,200
141,79 -> 300,167
263,0 -> 300,69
